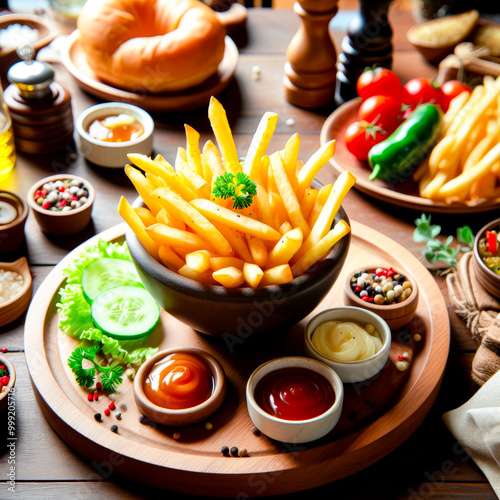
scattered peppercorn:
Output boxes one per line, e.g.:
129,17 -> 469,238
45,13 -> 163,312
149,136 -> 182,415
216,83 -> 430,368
87,394 -> 93,402
221,446 -> 230,457
1,348 -> 8,353
108,401 -> 115,411
238,448 -> 248,457
93,392 -> 99,401
414,334 -> 422,342
111,425 -> 118,433
230,446 -> 239,457
205,422 -> 213,431
104,408 -> 110,416
396,361 -> 407,371
252,427 -> 261,436
96,382 -> 102,390
94,413 -> 102,422
139,415 -> 148,424
115,412 -> 122,420
173,432 -> 181,440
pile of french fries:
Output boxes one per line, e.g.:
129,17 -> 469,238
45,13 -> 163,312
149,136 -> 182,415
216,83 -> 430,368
415,75 -> 500,206
118,97 -> 355,288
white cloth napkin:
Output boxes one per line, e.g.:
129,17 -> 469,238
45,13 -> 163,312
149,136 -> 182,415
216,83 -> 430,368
443,370 -> 500,496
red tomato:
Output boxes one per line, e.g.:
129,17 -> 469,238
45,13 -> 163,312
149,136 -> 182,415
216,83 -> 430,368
403,77 -> 441,106
356,67 -> 405,101
438,80 -> 471,111
344,120 -> 387,161
358,95 -> 404,134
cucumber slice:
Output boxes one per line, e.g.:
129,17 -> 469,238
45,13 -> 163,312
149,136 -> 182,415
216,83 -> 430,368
82,258 -> 142,303
91,285 -> 160,340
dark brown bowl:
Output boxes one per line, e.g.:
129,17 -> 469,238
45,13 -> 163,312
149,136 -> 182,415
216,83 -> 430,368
126,203 -> 351,339
0,191 -> 28,254
0,14 -> 55,87
473,218 -> 500,300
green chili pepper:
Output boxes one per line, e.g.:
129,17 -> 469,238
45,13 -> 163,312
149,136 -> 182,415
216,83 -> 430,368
368,103 -> 443,183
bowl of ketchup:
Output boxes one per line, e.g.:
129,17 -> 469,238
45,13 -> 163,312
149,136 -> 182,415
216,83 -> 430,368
134,347 -> 226,427
246,356 -> 343,443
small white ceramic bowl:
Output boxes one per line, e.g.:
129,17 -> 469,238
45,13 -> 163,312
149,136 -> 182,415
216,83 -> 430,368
76,102 -> 154,168
246,356 -> 343,443
304,306 -> 391,383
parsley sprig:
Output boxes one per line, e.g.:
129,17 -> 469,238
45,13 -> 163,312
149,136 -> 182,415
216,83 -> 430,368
68,345 -> 124,392
413,213 -> 474,268
212,172 -> 257,210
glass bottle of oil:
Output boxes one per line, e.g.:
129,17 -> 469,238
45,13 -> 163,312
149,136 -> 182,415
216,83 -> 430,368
0,83 -> 16,183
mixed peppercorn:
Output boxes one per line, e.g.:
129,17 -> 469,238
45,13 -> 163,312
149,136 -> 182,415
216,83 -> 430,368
0,363 -> 10,392
350,267 -> 414,305
34,179 -> 90,212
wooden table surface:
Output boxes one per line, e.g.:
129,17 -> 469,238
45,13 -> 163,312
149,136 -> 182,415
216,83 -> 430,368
1,5 -> 500,499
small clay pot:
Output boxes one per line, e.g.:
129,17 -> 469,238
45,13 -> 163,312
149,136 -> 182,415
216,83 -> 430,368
0,257 -> 32,327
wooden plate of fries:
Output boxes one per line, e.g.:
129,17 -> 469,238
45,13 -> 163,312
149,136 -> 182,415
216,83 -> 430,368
24,220 -> 449,496
61,31 -> 239,112
321,96 -> 500,213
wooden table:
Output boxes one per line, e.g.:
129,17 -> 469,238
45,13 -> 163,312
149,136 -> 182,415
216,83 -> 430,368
1,5 -> 500,499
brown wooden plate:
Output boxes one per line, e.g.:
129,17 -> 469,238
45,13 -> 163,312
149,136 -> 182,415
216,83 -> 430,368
320,98 -> 500,213
61,30 -> 238,112
24,221 -> 449,497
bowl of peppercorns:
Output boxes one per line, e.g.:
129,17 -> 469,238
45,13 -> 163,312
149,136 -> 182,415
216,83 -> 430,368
0,354 -> 15,413
27,174 -> 95,236
343,266 -> 419,330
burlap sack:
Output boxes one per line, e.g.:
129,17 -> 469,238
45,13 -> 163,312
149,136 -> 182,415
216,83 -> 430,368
446,252 -> 500,385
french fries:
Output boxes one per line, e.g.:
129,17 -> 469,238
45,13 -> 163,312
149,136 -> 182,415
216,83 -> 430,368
416,75 -> 500,206
120,97 -> 355,288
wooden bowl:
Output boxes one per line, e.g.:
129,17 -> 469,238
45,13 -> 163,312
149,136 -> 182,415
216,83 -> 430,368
0,257 -> 32,327
126,203 -> 351,338
407,10 -> 479,63
472,217 -> 500,299
0,354 -> 16,413
0,14 -> 55,87
343,267 -> 419,330
0,191 -> 29,254
27,174 -> 95,236
134,347 -> 226,427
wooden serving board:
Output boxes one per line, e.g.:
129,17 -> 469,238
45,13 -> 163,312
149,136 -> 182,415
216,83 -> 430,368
24,221 -> 449,497
320,98 -> 500,214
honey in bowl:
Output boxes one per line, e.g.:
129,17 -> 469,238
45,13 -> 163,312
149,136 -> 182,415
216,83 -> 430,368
143,352 -> 214,410
87,113 -> 144,143
254,367 -> 335,421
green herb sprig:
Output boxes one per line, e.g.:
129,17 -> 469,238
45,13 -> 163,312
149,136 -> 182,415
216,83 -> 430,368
68,345 -> 124,392
413,213 -> 474,268
212,172 -> 257,210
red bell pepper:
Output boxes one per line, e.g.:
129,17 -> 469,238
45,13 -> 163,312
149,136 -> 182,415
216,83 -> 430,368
486,231 -> 498,254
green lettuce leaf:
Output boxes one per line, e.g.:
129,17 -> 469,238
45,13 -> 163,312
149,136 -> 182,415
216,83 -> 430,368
56,240 -> 158,367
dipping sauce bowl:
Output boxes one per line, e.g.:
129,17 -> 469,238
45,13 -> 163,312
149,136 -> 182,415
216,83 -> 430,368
304,306 -> 392,383
134,347 -> 226,427
246,356 -> 343,443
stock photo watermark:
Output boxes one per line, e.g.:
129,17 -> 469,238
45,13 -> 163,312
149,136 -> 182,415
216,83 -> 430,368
6,387 -> 16,493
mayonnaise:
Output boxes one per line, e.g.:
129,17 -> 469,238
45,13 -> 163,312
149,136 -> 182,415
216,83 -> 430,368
312,320 -> 383,362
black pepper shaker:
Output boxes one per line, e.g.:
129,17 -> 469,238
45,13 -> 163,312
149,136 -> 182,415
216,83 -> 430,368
335,0 -> 394,105
3,45 -> 74,155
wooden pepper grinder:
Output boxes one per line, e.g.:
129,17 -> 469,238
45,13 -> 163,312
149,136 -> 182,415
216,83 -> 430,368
284,0 -> 338,109
3,45 -> 74,155
335,0 -> 394,105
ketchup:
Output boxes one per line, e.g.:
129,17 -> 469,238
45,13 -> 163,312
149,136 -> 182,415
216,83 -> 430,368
254,367 -> 335,421
144,353 -> 214,410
